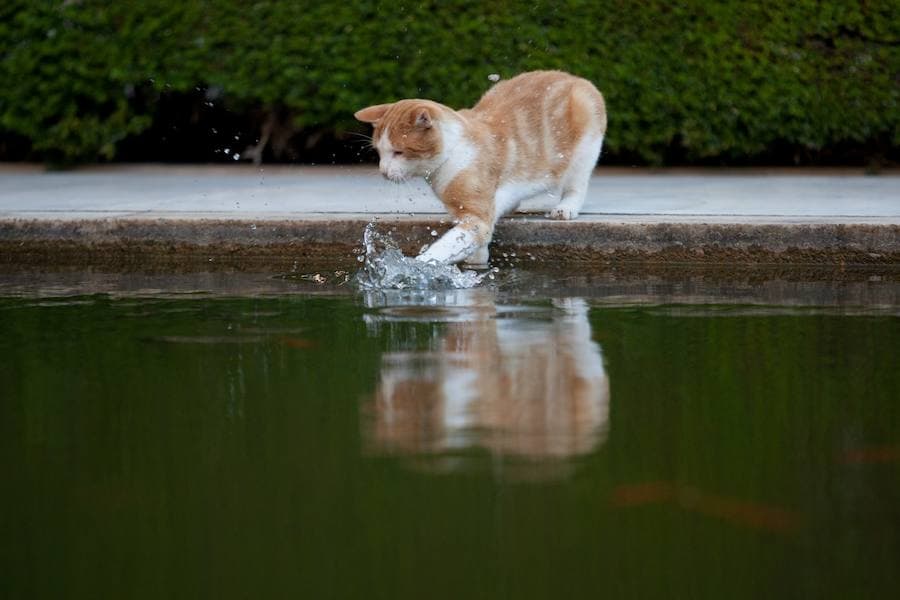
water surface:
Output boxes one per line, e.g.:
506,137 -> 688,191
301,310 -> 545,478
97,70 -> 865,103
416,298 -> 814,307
1,279 -> 898,598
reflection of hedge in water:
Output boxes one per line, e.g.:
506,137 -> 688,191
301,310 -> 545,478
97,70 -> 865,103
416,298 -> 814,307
1,1 -> 897,165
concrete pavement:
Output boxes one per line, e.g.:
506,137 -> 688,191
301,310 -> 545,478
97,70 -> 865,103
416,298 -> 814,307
1,165 -> 898,266
1,165 -> 897,223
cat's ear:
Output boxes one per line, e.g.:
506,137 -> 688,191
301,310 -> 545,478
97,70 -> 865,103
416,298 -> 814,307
414,108 -> 432,129
354,104 -> 392,123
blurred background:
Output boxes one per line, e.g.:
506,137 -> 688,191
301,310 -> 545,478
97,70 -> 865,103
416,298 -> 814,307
1,0 -> 897,167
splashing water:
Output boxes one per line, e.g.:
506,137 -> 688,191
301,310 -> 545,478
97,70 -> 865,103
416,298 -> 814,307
355,223 -> 486,290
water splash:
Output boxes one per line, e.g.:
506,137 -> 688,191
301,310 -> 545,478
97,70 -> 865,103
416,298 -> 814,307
355,223 -> 486,290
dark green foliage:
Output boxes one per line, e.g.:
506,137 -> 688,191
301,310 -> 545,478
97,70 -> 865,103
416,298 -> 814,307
1,0 -> 898,164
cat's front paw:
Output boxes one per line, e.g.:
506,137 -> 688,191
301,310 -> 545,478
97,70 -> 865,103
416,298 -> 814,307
547,207 -> 579,220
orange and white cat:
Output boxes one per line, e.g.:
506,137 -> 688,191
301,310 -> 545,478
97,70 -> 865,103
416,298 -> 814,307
363,294 -> 609,470
355,70 -> 607,267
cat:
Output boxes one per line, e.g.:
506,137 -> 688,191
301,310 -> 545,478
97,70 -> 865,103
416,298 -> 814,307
363,295 -> 609,471
355,70 -> 607,267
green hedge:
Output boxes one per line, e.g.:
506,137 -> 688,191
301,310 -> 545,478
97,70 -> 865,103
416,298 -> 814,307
1,0 -> 898,164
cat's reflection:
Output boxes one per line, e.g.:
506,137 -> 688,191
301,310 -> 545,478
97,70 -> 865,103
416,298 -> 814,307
362,289 -> 609,477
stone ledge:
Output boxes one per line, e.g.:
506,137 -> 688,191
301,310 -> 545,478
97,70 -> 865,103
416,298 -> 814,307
1,217 -> 898,267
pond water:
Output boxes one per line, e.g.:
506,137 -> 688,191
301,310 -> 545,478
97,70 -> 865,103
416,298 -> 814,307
1,272 -> 898,599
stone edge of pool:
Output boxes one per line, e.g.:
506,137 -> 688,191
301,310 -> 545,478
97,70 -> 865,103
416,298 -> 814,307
1,217 -> 898,267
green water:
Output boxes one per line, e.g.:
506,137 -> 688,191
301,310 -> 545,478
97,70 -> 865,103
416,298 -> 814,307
1,288 -> 898,599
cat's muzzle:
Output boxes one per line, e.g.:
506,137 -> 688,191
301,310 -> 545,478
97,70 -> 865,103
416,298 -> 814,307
382,171 -> 409,183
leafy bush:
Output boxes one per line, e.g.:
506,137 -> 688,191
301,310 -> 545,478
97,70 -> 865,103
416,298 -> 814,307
1,0 -> 897,165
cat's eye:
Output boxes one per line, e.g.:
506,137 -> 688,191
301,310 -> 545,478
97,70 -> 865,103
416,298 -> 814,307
392,150 -> 404,157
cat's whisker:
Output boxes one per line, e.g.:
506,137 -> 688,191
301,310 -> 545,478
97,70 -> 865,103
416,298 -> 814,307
345,131 -> 374,142
345,132 -> 376,155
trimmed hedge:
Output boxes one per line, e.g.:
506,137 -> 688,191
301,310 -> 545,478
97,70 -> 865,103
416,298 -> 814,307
1,0 -> 898,165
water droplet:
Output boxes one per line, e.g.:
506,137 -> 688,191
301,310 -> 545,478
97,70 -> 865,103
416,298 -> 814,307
354,223 -> 486,291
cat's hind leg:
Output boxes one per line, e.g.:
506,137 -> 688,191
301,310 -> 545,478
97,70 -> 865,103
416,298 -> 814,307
548,134 -> 603,221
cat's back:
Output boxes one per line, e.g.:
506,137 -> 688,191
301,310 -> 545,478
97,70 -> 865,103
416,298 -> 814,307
471,70 -> 606,134
467,71 -> 606,183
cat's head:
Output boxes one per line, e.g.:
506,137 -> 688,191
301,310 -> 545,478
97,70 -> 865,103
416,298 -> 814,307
354,100 -> 444,182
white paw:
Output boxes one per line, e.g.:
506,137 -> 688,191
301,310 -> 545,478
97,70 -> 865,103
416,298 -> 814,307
415,252 -> 445,265
547,207 -> 579,220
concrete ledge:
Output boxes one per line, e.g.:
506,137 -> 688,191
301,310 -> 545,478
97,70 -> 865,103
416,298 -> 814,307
1,216 -> 897,267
